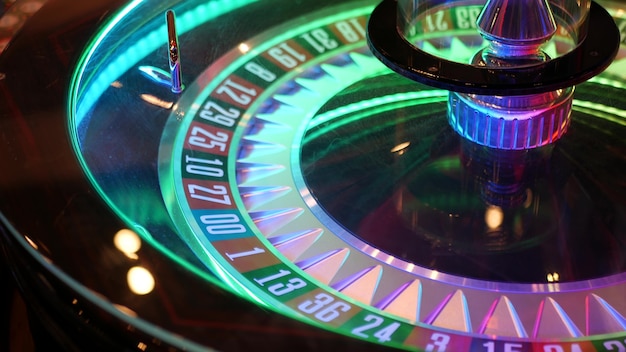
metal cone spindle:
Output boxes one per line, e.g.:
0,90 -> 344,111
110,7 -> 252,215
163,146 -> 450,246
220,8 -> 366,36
477,0 -> 557,46
448,0 -> 574,150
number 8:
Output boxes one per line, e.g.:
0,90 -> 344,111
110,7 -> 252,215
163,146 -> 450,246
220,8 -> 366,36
245,62 -> 276,82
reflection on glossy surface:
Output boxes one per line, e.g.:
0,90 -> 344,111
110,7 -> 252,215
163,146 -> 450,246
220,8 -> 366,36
112,303 -> 138,318
113,229 -> 141,259
484,206 -> 503,229
391,141 -> 411,155
547,272 -> 560,283
23,235 -> 38,250
126,267 -> 155,295
0,0 -> 47,52
140,94 -> 174,109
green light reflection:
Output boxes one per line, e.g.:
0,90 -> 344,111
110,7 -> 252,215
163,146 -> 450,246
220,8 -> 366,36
305,91 -> 448,142
72,0 -> 258,124
67,0 -> 258,295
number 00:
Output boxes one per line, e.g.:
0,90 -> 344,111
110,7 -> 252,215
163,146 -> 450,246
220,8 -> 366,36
200,213 -> 246,235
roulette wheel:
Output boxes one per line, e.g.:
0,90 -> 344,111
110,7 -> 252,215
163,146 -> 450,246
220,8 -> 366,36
1,0 -> 626,350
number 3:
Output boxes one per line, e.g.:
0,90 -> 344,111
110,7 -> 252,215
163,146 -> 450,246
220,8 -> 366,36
426,333 -> 450,352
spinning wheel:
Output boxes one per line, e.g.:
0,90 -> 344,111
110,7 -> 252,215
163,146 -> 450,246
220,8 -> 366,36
2,0 -> 626,350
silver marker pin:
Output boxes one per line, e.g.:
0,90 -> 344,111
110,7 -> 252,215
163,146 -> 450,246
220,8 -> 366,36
166,10 -> 183,94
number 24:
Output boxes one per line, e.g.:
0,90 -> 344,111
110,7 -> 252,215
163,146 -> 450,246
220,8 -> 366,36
352,314 -> 400,343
